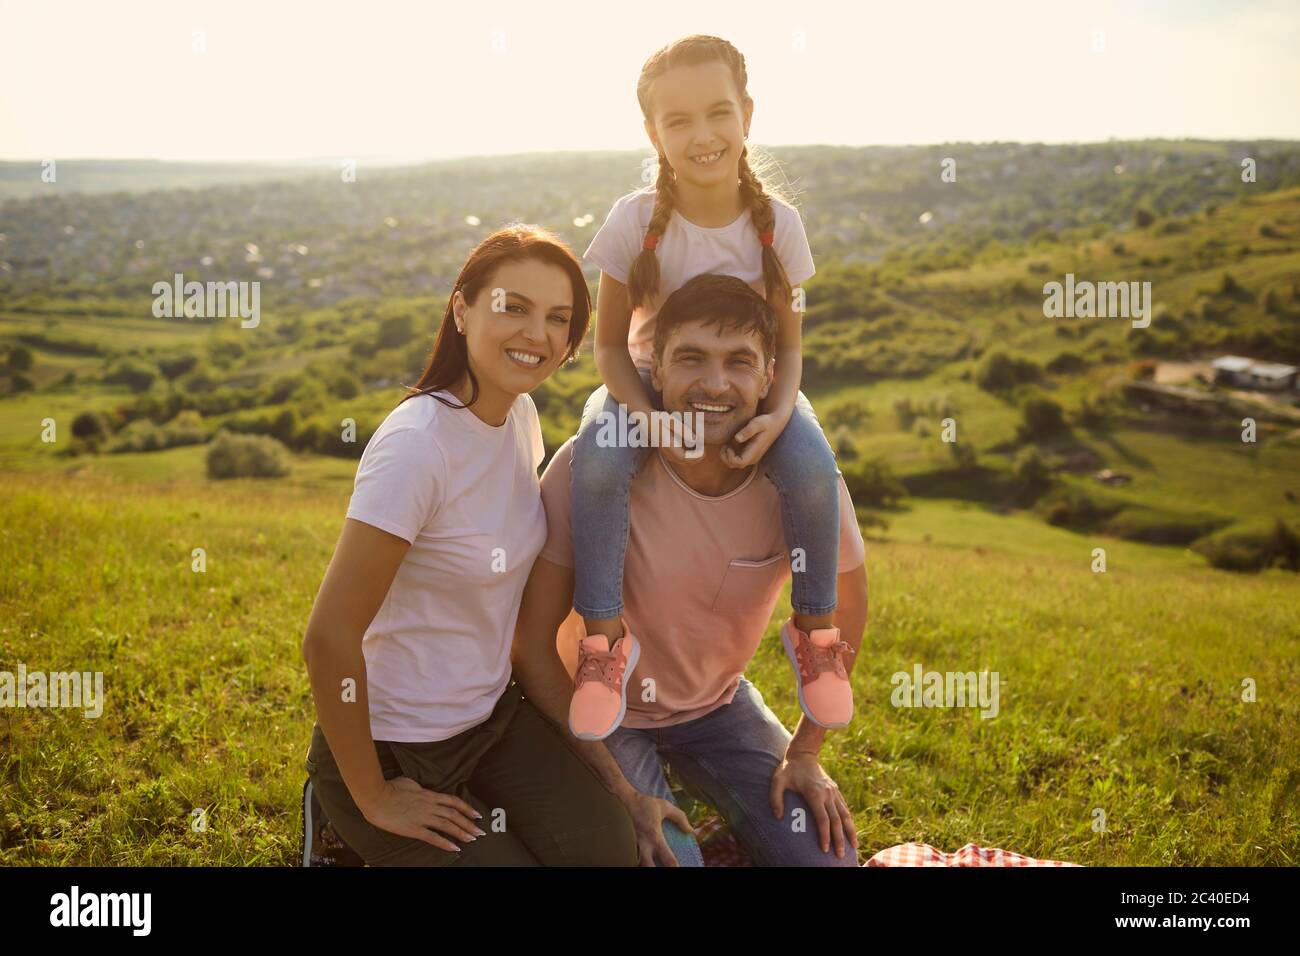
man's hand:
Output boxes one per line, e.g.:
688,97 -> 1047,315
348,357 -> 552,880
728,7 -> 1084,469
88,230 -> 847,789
623,789 -> 694,867
768,751 -> 858,860
721,412 -> 785,469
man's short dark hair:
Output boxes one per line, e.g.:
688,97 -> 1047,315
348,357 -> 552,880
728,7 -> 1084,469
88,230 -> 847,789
652,274 -> 777,364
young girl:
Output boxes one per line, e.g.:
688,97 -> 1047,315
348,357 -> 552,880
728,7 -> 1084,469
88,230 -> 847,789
567,34 -> 855,741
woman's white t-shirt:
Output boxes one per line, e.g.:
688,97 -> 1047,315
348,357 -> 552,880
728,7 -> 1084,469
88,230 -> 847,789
344,390 -> 547,742
583,186 -> 816,369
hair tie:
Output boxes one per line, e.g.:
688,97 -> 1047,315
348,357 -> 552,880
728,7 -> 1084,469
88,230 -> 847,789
643,233 -> 659,250
758,231 -> 774,246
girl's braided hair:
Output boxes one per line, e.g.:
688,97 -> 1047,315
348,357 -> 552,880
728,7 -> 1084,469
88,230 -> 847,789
628,34 -> 794,313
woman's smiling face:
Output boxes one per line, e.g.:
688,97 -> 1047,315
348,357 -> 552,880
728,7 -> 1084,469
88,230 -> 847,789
453,257 -> 574,401
643,59 -> 753,190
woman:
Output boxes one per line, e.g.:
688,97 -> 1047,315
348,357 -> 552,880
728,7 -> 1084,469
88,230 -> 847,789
301,225 -> 638,866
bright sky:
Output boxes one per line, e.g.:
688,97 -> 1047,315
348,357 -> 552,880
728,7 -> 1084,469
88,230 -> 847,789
1,0 -> 1296,161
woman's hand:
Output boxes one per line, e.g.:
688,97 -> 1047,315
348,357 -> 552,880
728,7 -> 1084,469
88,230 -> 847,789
768,751 -> 858,859
359,776 -> 486,852
624,789 -> 694,867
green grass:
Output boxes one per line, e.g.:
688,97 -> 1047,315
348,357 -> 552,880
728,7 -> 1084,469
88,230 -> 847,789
2,468 -> 1296,865
3,180 -> 1299,865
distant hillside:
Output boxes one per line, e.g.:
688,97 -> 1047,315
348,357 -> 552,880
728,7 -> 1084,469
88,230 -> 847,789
2,141 -> 1298,309
0,160 -> 324,200
1,143 -> 1298,575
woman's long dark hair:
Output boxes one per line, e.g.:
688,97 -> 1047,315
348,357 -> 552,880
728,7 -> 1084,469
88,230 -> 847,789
401,224 -> 591,408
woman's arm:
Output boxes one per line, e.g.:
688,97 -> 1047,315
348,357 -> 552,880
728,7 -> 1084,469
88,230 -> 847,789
593,271 -> 656,416
302,519 -> 409,811
301,518 -> 479,848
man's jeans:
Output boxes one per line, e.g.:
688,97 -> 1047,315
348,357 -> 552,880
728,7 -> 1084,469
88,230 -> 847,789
604,677 -> 859,867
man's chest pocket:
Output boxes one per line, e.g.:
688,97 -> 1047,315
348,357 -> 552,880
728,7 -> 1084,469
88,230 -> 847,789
711,553 -> 789,612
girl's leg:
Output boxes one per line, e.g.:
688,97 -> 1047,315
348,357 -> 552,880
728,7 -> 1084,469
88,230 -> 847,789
761,391 -> 841,631
570,372 -> 656,639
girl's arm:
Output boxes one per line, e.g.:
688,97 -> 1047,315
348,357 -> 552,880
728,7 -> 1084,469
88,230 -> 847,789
766,285 -> 804,422
593,271 -> 656,417
725,285 -> 804,468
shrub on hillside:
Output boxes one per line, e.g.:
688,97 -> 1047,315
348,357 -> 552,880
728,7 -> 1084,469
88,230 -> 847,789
104,359 -> 156,393
1039,485 -> 1121,528
163,410 -> 207,446
976,350 -> 1040,392
378,314 -> 415,349
325,370 -> 362,400
158,353 -> 200,381
206,431 -> 290,479
296,413 -> 377,457
1102,508 -> 1222,546
1014,447 -> 1053,502
1218,272 -> 1245,297
107,419 -> 165,452
72,410 -> 110,442
949,440 -> 977,472
829,426 -> 859,462
7,345 -> 34,371
1046,351 -> 1088,374
841,456 -> 906,508
824,400 -> 871,430
893,397 -> 917,429
107,411 -> 207,453
1192,518 -> 1300,573
225,406 -> 298,444
1017,393 -> 1067,440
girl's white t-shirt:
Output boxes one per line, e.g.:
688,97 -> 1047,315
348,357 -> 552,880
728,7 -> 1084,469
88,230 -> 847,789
583,186 -> 816,369
344,390 -> 547,742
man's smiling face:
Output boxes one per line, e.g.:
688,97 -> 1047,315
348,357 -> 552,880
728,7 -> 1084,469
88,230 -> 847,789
651,318 -> 774,447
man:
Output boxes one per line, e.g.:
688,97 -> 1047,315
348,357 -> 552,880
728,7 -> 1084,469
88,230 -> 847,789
512,273 -> 868,866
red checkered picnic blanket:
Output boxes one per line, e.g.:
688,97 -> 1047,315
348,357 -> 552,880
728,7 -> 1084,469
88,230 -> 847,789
696,816 -> 1079,867
864,842 -> 1079,867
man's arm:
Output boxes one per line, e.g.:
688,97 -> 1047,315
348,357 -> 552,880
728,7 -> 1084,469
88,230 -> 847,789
509,556 -> 639,801
510,554 -> 692,866
767,562 -> 869,859
788,562 -> 869,756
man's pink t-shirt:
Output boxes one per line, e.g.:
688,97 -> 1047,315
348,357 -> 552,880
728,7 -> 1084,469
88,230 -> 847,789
539,437 -> 865,729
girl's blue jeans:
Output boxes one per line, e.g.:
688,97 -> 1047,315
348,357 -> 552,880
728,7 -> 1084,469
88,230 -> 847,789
570,367 -> 841,620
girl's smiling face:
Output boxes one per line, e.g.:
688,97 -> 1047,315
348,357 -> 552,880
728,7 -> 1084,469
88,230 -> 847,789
643,59 -> 753,190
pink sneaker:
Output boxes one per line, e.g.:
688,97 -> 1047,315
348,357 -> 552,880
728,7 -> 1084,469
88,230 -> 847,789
780,619 -> 854,728
568,627 -> 640,741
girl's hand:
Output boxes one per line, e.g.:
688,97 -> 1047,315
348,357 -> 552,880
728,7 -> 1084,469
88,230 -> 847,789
359,776 -> 485,851
657,412 -> 701,467
721,413 -> 783,469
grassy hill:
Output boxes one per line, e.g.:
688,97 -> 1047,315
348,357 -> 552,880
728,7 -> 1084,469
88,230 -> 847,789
2,144 -> 1298,865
